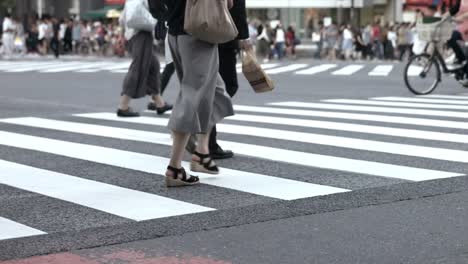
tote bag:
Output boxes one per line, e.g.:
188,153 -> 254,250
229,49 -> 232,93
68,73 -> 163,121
125,0 -> 157,32
184,0 -> 238,44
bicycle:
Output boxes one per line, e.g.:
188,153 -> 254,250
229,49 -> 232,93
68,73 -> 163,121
404,16 -> 468,95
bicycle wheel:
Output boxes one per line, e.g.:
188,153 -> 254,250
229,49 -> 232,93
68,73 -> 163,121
404,54 -> 441,95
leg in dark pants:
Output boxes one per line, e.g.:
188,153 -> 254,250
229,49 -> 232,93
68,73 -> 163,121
447,30 -> 466,63
208,43 -> 238,159
160,62 -> 175,95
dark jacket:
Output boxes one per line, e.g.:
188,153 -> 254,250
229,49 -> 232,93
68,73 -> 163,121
148,0 -> 186,36
230,0 -> 249,40
221,0 -> 249,49
450,0 -> 462,16
150,0 -> 249,39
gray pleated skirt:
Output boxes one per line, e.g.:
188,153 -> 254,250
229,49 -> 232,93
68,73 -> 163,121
168,35 -> 234,134
121,31 -> 160,99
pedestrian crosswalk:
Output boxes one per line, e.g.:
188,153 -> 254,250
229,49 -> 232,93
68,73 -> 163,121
0,94 -> 467,243
0,60 -> 398,77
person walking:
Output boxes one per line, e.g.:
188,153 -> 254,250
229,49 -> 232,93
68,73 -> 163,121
397,23 -> 411,61
50,18 -> 60,58
372,22 -> 383,60
257,23 -> 271,62
205,0 -> 250,159
274,24 -> 286,60
117,0 -> 172,117
342,24 -> 354,60
154,0 -> 235,187
63,20 -> 73,54
325,22 -> 339,60
1,13 -> 15,59
286,25 -> 297,59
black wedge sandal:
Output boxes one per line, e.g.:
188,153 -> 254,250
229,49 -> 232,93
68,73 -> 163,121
165,166 -> 200,187
190,151 -> 219,175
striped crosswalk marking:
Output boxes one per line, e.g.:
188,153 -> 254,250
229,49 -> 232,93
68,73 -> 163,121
369,65 -> 394,76
233,105 -> 468,130
269,102 -> 468,119
421,94 -> 468,100
324,99 -> 468,111
226,114 -> 468,143
331,65 -> 365,76
236,63 -> 279,73
0,129 -> 347,200
40,62 -> 115,73
0,160 -> 213,221
26,115 -> 468,164
110,63 -> 166,73
0,216 -> 46,240
3,62 -> 67,72
372,96 -> 468,105
77,62 -> 131,73
295,64 -> 337,75
56,114 -> 463,181
264,64 -> 308,74
4,61 -> 83,72
0,62 -> 43,70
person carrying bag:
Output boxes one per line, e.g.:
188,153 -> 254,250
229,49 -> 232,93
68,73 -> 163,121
117,0 -> 172,118
184,0 -> 238,44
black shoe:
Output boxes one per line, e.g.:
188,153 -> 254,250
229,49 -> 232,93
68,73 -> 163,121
210,146 -> 234,160
147,102 -> 173,115
157,103 -> 173,115
117,107 -> 140,117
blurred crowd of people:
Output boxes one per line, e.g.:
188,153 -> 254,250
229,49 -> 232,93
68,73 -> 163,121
1,13 -> 426,62
312,21 -> 421,62
0,14 -> 126,58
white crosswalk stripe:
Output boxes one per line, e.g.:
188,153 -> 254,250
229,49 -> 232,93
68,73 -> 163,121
0,160 -> 214,221
372,96 -> 468,105
264,64 -> 308,74
0,217 -> 46,240
0,61 -> 405,77
1,94 -> 467,242
331,65 -> 364,76
295,64 -> 337,75
269,102 -> 468,118
421,94 -> 468,100
325,99 -> 468,111
369,65 -> 394,76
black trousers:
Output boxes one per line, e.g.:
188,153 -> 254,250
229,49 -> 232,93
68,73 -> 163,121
447,30 -> 466,63
160,62 -> 175,95
209,43 -> 239,151
50,37 -> 60,58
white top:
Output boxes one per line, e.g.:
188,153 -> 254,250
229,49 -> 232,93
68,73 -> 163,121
2,17 -> 14,35
275,28 -> 285,43
59,23 -> 67,39
38,22 -> 47,40
258,27 -> 270,42
343,28 -> 353,40
387,31 -> 397,48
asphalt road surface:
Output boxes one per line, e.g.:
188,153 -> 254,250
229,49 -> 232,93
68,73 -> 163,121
0,58 -> 467,263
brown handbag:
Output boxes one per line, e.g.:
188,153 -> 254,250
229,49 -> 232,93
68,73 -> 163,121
184,0 -> 239,44
242,50 -> 275,93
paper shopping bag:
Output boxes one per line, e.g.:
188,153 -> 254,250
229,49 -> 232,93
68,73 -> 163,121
242,50 -> 275,93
